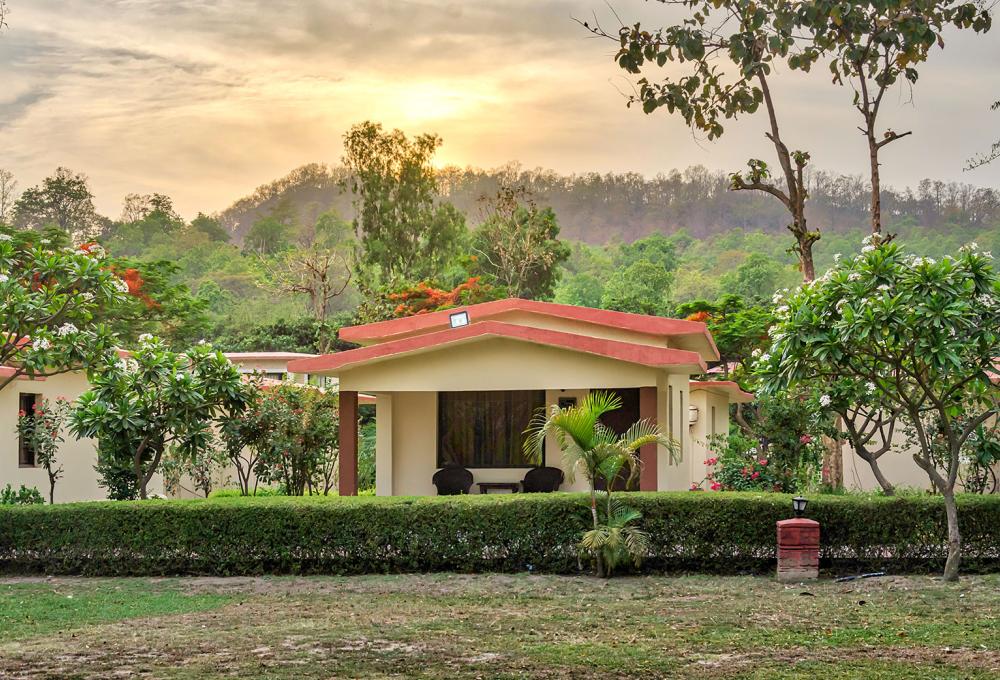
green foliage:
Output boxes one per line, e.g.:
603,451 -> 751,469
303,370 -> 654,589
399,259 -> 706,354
72,338 -> 251,499
0,485 -> 43,506
12,167 -> 103,238
675,293 -> 773,377
343,121 -> 466,288
213,314 -> 356,354
600,260 -> 673,315
4,493 -> 1000,575
358,420 -> 376,493
580,494 -> 651,574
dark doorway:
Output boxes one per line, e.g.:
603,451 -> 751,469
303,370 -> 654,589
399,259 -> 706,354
596,388 -> 640,492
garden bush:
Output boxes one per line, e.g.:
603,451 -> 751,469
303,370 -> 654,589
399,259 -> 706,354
1,492 -> 999,576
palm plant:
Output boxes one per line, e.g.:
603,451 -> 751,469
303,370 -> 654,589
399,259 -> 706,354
523,390 -> 678,576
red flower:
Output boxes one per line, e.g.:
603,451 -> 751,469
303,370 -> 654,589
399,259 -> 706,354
758,459 -> 768,466
741,467 -> 749,476
800,434 -> 813,444
710,481 -> 723,491
704,456 -> 718,466
751,471 -> 760,480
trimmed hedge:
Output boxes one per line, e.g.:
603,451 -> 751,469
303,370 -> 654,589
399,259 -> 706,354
1,492 -> 999,576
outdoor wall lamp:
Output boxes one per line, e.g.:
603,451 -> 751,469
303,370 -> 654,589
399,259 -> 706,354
449,311 -> 470,328
688,405 -> 699,424
792,496 -> 809,517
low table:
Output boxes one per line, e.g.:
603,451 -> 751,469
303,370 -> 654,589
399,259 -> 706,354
477,482 -> 521,494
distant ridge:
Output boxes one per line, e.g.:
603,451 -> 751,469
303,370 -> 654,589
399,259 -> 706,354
218,162 -> 1000,245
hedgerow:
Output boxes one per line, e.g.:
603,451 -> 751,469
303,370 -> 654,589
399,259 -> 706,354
1,492 -> 998,576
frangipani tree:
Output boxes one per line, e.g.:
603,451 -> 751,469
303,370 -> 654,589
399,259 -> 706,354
523,391 -> 678,576
0,229 -> 132,391
72,337 -> 250,499
757,239 -> 1000,580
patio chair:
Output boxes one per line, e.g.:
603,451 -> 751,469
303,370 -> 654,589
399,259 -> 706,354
432,465 -> 474,495
520,466 -> 564,493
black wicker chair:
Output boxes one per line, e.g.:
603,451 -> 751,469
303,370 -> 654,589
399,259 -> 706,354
520,466 -> 564,493
432,465 -> 474,495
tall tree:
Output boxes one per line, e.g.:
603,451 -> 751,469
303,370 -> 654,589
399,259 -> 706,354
471,184 -> 569,300
13,167 -> 102,239
788,0 -> 991,235
0,169 -> 17,224
591,1 -> 820,281
342,121 -> 465,288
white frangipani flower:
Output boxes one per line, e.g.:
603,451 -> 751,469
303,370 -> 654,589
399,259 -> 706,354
819,395 -> 832,407
34,338 -> 51,350
56,323 -> 78,336
0,274 -> 8,283
0,234 -> 12,241
138,333 -> 154,344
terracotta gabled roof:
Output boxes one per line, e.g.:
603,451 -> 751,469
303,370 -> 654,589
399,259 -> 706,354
290,320 -> 708,375
689,380 -> 755,404
338,298 -> 718,358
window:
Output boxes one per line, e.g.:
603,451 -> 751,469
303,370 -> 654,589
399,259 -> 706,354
438,390 -> 545,468
18,393 -> 38,467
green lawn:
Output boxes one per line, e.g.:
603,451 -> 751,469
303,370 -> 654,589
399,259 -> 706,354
1,574 -> 998,678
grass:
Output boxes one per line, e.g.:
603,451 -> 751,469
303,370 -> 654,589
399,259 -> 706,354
1,574 -> 998,678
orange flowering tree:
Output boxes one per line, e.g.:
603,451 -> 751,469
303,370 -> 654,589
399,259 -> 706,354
388,276 -> 504,317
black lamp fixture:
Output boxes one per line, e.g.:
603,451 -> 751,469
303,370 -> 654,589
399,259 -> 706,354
792,496 -> 808,518
449,310 -> 470,328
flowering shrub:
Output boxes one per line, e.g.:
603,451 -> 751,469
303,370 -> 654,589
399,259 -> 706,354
15,397 -> 72,504
233,383 -> 341,496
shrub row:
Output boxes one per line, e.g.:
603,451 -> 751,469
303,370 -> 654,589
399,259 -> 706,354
1,492 -> 999,576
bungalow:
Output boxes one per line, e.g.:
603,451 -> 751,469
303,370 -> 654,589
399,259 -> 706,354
288,299 -> 753,496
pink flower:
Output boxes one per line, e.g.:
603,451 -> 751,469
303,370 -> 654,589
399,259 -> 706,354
758,459 -> 768,466
704,457 -> 718,466
751,471 -> 760,480
800,434 -> 812,444
710,482 -> 723,491
741,467 -> 749,476
689,483 -> 701,491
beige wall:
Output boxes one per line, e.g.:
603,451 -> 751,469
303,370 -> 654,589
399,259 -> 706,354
0,372 -> 164,502
339,338 -> 680,394
688,389 -> 729,489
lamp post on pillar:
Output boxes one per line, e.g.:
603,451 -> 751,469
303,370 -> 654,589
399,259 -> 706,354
339,390 -> 359,496
777,496 -> 819,582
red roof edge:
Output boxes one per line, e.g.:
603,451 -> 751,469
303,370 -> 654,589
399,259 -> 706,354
291,320 -> 708,374
689,380 -> 755,403
339,298 -> 718,357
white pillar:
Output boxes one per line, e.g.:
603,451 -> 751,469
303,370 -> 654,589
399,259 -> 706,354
375,393 -> 394,496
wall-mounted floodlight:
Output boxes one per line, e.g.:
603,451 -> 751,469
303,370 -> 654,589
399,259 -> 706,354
449,311 -> 470,328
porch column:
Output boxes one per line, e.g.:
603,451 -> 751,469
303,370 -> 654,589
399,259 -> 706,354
339,390 -> 358,496
639,386 -> 658,491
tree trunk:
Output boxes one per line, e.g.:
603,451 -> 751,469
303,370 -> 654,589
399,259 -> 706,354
865,455 -> 895,496
799,237 -> 816,282
942,491 -> 961,582
47,473 -> 56,505
868,133 -> 882,235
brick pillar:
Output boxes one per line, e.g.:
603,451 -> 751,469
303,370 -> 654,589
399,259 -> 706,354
639,386 -> 658,491
776,518 -> 820,581
339,390 -> 358,496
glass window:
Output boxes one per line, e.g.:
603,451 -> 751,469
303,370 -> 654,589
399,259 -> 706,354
438,391 -> 545,468
18,393 -> 38,467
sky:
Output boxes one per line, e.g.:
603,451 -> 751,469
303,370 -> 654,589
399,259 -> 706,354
1,0 -> 998,220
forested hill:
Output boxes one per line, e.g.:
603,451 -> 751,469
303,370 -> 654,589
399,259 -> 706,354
218,162 -> 1000,245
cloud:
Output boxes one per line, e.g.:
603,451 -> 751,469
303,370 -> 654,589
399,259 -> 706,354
0,0 -> 996,220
